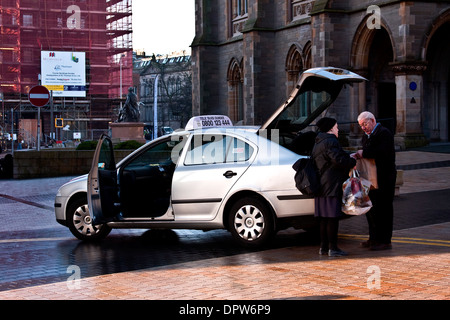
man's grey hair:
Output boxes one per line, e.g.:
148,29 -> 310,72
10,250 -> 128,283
358,111 -> 376,122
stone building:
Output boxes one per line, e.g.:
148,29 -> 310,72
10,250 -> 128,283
191,0 -> 450,148
134,52 -> 192,132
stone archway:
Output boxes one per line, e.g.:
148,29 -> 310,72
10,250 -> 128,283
422,10 -> 450,142
350,19 -> 396,142
285,44 -> 304,94
302,41 -> 312,69
367,28 -> 396,134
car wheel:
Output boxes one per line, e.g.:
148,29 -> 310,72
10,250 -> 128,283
228,197 -> 274,247
67,197 -> 111,241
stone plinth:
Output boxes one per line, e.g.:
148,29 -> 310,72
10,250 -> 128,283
109,122 -> 146,143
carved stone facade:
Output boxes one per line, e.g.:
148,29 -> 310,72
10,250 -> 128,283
192,0 -> 450,148
134,53 -> 192,131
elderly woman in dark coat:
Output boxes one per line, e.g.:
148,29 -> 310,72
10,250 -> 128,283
311,117 -> 356,257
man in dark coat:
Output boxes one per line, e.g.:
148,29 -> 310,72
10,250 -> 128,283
354,111 -> 397,250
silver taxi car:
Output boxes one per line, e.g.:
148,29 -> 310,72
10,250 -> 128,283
55,67 -> 365,247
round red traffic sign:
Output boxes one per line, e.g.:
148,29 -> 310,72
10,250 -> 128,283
28,85 -> 50,107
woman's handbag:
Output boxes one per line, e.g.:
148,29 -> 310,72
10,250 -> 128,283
342,169 -> 373,215
356,158 -> 378,189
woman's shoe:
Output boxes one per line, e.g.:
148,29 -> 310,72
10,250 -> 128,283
328,248 -> 348,257
319,248 -> 329,255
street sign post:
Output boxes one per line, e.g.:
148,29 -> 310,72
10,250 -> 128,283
28,85 -> 50,107
28,85 -> 50,151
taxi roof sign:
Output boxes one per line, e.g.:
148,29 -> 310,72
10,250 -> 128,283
185,115 -> 233,130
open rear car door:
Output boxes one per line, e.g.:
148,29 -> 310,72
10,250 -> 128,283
259,67 -> 366,154
88,134 -> 119,225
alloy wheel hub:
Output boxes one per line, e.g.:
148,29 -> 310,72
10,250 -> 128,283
245,217 -> 254,228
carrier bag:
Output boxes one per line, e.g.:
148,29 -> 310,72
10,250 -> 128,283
356,158 -> 378,189
342,169 -> 372,215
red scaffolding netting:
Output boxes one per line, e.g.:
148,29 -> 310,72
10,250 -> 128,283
0,0 -> 133,98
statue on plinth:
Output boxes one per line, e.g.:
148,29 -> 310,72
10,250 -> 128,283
118,87 -> 140,122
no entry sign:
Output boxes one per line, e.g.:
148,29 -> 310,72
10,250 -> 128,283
28,85 -> 50,107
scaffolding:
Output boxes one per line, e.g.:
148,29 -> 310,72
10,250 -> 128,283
0,0 -> 133,143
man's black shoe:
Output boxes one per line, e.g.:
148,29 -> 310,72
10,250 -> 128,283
370,243 -> 392,251
360,240 -> 374,248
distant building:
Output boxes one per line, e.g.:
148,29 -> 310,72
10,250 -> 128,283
191,0 -> 450,148
134,52 -> 192,132
0,0 -> 133,146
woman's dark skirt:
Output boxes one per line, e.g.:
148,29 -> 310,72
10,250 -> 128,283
314,196 -> 342,218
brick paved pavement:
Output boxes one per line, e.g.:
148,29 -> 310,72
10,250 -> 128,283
0,148 -> 449,301
0,224 -> 448,300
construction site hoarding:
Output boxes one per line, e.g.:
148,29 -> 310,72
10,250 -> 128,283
41,51 -> 86,98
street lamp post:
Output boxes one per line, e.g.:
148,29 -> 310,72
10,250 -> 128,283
0,92 -> 4,127
153,75 -> 159,140
11,108 -> 14,156
119,54 -> 125,110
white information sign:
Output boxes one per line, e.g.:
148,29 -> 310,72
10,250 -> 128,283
41,51 -> 86,97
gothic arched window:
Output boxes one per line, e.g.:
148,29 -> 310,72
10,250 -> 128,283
227,58 -> 244,123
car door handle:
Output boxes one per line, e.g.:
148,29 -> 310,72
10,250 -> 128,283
223,170 -> 237,178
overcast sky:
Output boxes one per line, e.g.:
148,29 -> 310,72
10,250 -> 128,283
132,0 -> 195,55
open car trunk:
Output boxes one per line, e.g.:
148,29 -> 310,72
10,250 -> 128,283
259,67 -> 366,155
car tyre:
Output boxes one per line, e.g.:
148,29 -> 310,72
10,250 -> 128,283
67,197 -> 111,241
228,197 -> 274,248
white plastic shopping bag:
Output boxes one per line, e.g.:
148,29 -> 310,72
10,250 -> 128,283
342,170 -> 373,215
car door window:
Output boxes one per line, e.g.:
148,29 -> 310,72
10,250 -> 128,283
126,139 -> 179,168
98,138 -> 115,170
184,134 -> 254,166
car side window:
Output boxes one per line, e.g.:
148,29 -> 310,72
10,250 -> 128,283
184,134 -> 254,166
225,136 -> 254,163
126,136 -> 185,168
